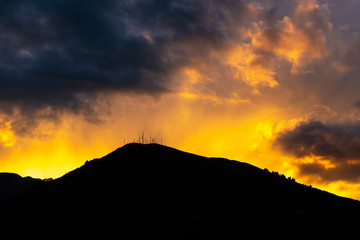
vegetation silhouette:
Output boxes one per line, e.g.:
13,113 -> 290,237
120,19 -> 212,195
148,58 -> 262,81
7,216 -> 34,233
1,143 -> 360,239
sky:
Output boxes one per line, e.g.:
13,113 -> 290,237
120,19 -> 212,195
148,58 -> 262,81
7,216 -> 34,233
1,0 -> 360,199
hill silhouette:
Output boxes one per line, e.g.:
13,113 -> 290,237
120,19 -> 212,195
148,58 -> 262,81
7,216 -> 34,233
1,143 -> 360,239
0,173 -> 40,200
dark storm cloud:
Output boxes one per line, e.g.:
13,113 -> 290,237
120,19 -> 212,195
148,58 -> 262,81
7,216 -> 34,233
0,0 -> 247,128
298,162 -> 360,183
275,121 -> 360,182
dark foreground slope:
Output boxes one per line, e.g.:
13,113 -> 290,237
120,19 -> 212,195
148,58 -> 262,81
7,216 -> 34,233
1,143 -> 360,239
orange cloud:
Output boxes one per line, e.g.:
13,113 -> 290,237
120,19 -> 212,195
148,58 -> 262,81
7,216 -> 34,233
225,0 -> 331,91
183,67 -> 204,85
249,0 -> 331,73
226,44 -> 278,90
177,66 -> 249,104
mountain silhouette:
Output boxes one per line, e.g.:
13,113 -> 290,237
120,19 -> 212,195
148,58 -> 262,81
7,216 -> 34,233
1,143 -> 360,239
0,173 -> 40,200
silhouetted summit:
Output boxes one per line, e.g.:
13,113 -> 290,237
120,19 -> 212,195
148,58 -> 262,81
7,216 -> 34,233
1,143 -> 360,239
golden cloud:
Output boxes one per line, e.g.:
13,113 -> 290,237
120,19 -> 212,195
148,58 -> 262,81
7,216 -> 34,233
224,0 -> 332,92
250,0 -> 331,73
226,44 -> 278,90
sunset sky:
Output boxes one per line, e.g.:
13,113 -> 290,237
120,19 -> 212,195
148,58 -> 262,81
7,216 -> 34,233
1,0 -> 360,199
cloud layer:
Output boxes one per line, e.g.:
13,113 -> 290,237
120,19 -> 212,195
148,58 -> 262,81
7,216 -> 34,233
2,1 -> 359,125
275,121 -> 360,182
0,0 -> 248,123
0,1 -> 342,119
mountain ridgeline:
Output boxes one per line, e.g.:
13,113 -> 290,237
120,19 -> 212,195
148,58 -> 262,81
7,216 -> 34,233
1,143 -> 360,239
0,173 -> 41,201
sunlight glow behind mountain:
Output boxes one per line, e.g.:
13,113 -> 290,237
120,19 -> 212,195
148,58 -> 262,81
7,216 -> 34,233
1,0 -> 360,199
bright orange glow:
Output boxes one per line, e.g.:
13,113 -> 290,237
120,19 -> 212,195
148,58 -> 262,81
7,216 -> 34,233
0,96 -> 357,199
0,120 -> 16,147
0,117 -> 119,178
179,92 -> 198,99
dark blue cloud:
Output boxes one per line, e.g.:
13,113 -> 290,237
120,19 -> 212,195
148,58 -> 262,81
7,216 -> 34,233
0,0 -> 248,127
